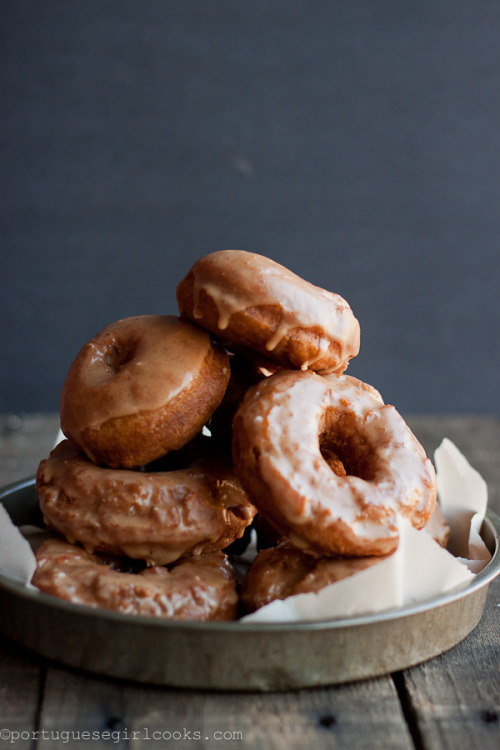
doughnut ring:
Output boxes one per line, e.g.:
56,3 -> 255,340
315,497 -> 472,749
37,439 -> 257,565
32,538 -> 238,620
60,315 -> 230,469
177,250 -> 360,374
232,370 -> 437,557
241,540 -> 384,613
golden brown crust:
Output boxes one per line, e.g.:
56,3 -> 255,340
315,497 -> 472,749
241,540 -> 384,613
176,250 -> 360,373
32,538 -> 239,620
60,315 -> 230,468
37,439 -> 257,565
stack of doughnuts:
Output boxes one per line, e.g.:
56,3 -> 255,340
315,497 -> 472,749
34,314 -> 257,621
33,249 -> 440,620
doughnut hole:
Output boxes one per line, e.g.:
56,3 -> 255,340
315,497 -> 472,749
319,410 -> 378,481
82,335 -> 138,388
320,447 -> 347,477
104,340 -> 136,376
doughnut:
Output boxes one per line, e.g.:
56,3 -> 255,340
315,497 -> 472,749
37,439 -> 257,565
60,315 -> 230,469
241,540 -> 384,613
176,250 -> 360,374
232,370 -> 437,557
32,538 -> 238,620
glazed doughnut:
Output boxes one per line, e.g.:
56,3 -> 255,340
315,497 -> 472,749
37,439 -> 257,565
232,370 -> 437,557
241,540 -> 384,613
60,315 -> 230,469
32,538 -> 238,620
177,250 -> 360,374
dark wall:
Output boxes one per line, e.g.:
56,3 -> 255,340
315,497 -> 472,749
1,1 -> 499,414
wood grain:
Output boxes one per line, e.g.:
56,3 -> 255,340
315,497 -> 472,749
35,664 -> 413,750
0,640 -> 44,749
397,575 -> 500,750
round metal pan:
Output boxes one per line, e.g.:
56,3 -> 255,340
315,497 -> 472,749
0,477 -> 499,691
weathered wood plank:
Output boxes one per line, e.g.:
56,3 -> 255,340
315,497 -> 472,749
0,639 -> 44,749
33,666 -> 129,749
35,665 -> 413,750
397,575 -> 500,750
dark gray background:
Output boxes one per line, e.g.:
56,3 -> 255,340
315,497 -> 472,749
1,1 -> 499,414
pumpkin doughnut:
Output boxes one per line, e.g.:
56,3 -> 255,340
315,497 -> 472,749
232,370 -> 437,557
241,540 -> 385,613
37,439 -> 257,565
60,315 -> 230,469
32,538 -> 238,620
177,250 -> 360,374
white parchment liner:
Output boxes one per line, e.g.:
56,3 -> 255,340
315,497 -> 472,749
0,438 -> 492,622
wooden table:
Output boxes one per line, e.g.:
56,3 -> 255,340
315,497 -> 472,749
0,414 -> 499,750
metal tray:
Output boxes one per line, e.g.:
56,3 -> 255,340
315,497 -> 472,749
0,477 -> 499,691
